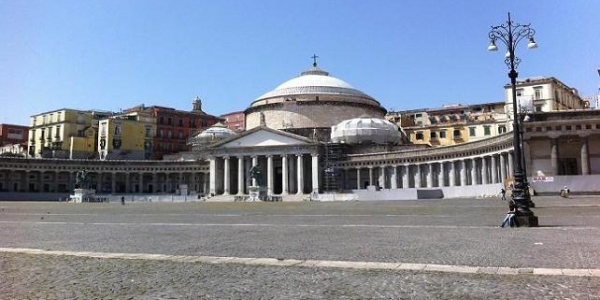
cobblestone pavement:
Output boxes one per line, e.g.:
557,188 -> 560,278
1,196 -> 600,299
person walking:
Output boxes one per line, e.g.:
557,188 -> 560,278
121,196 -> 125,205
500,188 -> 506,201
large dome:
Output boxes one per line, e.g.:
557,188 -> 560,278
255,66 -> 375,101
331,117 -> 401,145
245,62 -> 387,132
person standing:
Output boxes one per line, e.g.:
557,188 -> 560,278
121,196 -> 125,205
500,188 -> 506,201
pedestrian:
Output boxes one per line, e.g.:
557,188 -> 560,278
500,188 -> 506,201
500,199 -> 518,228
121,196 -> 125,205
560,186 -> 570,198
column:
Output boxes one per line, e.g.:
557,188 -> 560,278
378,166 -> 386,189
551,138 -> 559,175
471,158 -> 478,185
209,157 -> 216,196
267,155 -> 273,195
459,160 -> 466,186
402,165 -> 409,188
391,165 -> 398,189
581,137 -> 590,175
508,152 -> 514,177
482,156 -> 488,184
252,156 -> 258,187
125,173 -> 130,193
448,161 -> 455,187
311,154 -> 319,193
500,154 -> 506,183
152,173 -> 157,193
438,162 -> 445,187
426,164 -> 433,188
415,164 -> 421,188
356,168 -> 361,190
281,155 -> 288,195
223,157 -> 230,195
139,173 -> 145,193
237,156 -> 245,195
490,155 -> 497,184
368,167 -> 374,186
296,154 -> 304,194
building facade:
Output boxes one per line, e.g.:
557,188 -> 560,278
0,123 -> 29,157
124,97 -> 221,159
98,114 -> 156,160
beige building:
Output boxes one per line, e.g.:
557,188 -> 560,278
506,77 -> 588,115
389,102 -> 508,147
98,113 -> 156,160
28,109 -> 113,159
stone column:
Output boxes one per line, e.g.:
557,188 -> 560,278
139,172 -> 145,193
209,157 -> 216,196
438,162 -> 445,187
551,138 -> 559,175
402,165 -> 410,188
508,152 -> 514,177
426,164 -> 433,188
311,154 -> 319,193
471,158 -> 478,185
296,154 -> 304,194
368,167 -> 374,186
356,168 -> 361,190
152,173 -> 157,193
238,156 -> 245,195
482,156 -> 488,184
267,155 -> 274,195
391,165 -> 398,189
448,161 -> 455,187
223,156 -> 230,195
251,156 -> 258,187
500,154 -> 506,183
459,160 -> 466,186
415,164 -> 421,188
281,155 -> 288,195
125,173 -> 130,193
379,166 -> 386,189
490,155 -> 497,184
581,136 -> 590,175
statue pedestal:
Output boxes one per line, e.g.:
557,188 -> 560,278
248,186 -> 266,202
70,189 -> 96,203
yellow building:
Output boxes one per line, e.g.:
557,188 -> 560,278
388,102 -> 508,147
28,109 -> 112,159
98,113 -> 156,160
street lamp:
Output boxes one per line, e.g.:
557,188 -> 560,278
488,13 -> 538,227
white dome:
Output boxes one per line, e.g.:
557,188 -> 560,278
255,66 -> 375,101
189,124 -> 237,147
331,118 -> 400,145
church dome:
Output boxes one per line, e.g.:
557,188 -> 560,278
254,66 -> 376,101
188,122 -> 236,148
330,117 -> 400,145
245,59 -> 386,132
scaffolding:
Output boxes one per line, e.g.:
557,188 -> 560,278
322,143 -> 346,192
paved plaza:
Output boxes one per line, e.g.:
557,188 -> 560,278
1,196 -> 600,299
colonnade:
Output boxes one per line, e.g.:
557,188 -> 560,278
0,169 -> 209,195
339,151 -> 513,190
208,153 -> 320,196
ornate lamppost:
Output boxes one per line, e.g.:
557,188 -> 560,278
488,13 -> 539,226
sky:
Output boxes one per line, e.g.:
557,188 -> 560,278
1,0 -> 599,126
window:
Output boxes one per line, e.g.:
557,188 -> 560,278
498,125 -> 507,134
167,118 -> 172,125
145,127 -> 151,137
439,130 -> 447,139
430,132 -> 437,139
453,130 -> 461,138
415,132 -> 424,140
159,117 -> 164,124
534,86 -> 543,100
178,119 -> 183,127
484,125 -> 491,136
469,127 -> 476,136
516,89 -> 524,97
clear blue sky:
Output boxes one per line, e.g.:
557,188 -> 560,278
1,0 -> 599,126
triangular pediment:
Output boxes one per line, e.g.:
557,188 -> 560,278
213,127 -> 314,149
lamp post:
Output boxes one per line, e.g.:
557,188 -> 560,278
488,13 -> 538,226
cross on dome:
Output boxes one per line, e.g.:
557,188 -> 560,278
311,54 -> 319,67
